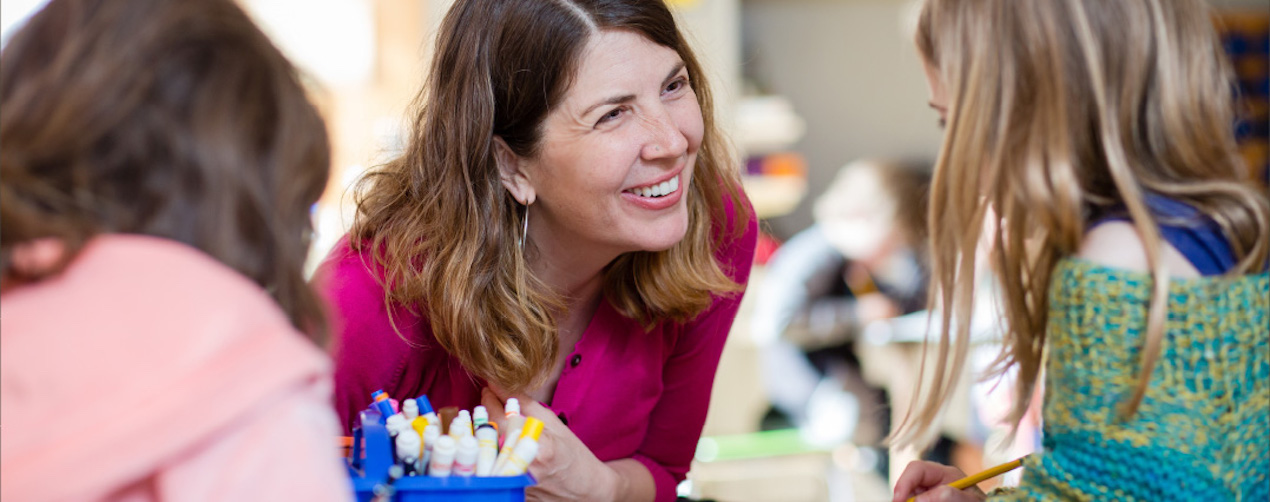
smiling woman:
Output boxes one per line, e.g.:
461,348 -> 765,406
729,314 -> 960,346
313,1 -> 756,501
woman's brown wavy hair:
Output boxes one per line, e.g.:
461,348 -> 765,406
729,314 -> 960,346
0,0 -> 332,344
891,0 -> 1270,450
352,0 -> 749,393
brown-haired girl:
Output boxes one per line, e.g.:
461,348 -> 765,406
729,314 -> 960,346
0,0 -> 349,499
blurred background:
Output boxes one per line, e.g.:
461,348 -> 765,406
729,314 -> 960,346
4,0 -> 1266,500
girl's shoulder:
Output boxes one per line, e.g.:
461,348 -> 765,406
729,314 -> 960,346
1079,221 -> 1204,278
1085,195 -> 1246,277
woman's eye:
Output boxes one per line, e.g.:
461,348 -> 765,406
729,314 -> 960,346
596,108 -> 623,126
664,77 -> 688,95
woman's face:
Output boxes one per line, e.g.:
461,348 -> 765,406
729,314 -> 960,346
518,29 -> 702,260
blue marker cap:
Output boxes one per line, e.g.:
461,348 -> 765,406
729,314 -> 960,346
415,394 -> 434,415
374,404 -> 395,423
370,391 -> 393,421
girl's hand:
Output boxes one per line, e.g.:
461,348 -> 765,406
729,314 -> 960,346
892,461 -> 986,502
481,388 -> 619,501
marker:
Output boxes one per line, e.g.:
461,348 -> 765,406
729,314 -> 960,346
454,410 -> 473,438
428,435 -> 457,477
395,429 -> 422,475
495,417 -> 544,476
439,406 -> 459,436
371,390 -> 394,421
905,456 -> 1029,502
453,435 -> 479,477
473,405 -> 489,428
492,398 -> 526,472
416,395 -> 439,425
474,424 -> 499,476
421,424 -> 441,475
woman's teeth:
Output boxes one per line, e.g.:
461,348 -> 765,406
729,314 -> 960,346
628,176 -> 679,198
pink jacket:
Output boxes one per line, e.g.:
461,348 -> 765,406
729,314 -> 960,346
1,235 -> 351,501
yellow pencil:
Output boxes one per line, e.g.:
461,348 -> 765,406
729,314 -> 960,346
906,455 -> 1028,502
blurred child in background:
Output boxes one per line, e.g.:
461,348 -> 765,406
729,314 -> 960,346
0,0 -> 351,499
751,159 -> 930,449
892,0 -> 1269,500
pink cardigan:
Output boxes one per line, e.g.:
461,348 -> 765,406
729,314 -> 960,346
317,204 -> 757,502
0,235 -> 351,501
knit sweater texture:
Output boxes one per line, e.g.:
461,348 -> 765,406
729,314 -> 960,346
992,258 -> 1268,501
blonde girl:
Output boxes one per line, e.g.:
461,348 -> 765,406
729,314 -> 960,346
892,0 -> 1269,500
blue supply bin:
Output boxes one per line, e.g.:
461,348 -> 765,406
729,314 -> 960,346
347,410 -> 535,501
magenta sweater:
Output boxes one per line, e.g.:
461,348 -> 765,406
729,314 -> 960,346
315,204 -> 757,501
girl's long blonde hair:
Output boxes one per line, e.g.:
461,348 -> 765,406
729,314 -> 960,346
351,0 -> 748,394
892,0 -> 1270,449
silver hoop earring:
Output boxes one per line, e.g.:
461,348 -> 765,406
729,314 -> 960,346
518,204 -> 529,253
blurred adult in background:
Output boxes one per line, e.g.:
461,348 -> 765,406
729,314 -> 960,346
316,1 -> 756,500
0,0 -> 349,500
751,159 -> 931,449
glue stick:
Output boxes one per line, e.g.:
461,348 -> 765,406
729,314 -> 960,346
496,417 -> 544,476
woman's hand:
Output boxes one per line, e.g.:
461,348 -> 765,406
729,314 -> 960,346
892,461 -> 986,502
481,388 -> 620,501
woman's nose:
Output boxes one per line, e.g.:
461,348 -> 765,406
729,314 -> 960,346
640,107 -> 689,160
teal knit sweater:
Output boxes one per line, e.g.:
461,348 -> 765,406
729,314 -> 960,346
992,258 -> 1269,501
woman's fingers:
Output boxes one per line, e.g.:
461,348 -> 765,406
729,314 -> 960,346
516,398 -> 566,428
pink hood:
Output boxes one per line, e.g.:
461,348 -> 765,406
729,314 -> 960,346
1,235 -> 350,501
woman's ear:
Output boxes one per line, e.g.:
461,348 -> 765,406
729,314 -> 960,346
494,136 -> 536,206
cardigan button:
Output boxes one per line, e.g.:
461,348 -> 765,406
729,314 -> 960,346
570,354 -> 582,367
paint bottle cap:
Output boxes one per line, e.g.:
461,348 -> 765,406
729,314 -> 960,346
396,429 -> 422,460
520,417 -> 544,441
415,395 -> 434,415
506,398 -> 521,416
372,389 -> 387,401
385,413 -> 408,435
402,399 -> 419,419
434,435 -> 457,454
475,423 -> 498,439
474,406 -> 489,425
423,424 -> 441,444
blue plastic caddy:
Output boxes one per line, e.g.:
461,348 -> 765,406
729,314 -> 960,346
347,410 -> 535,501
